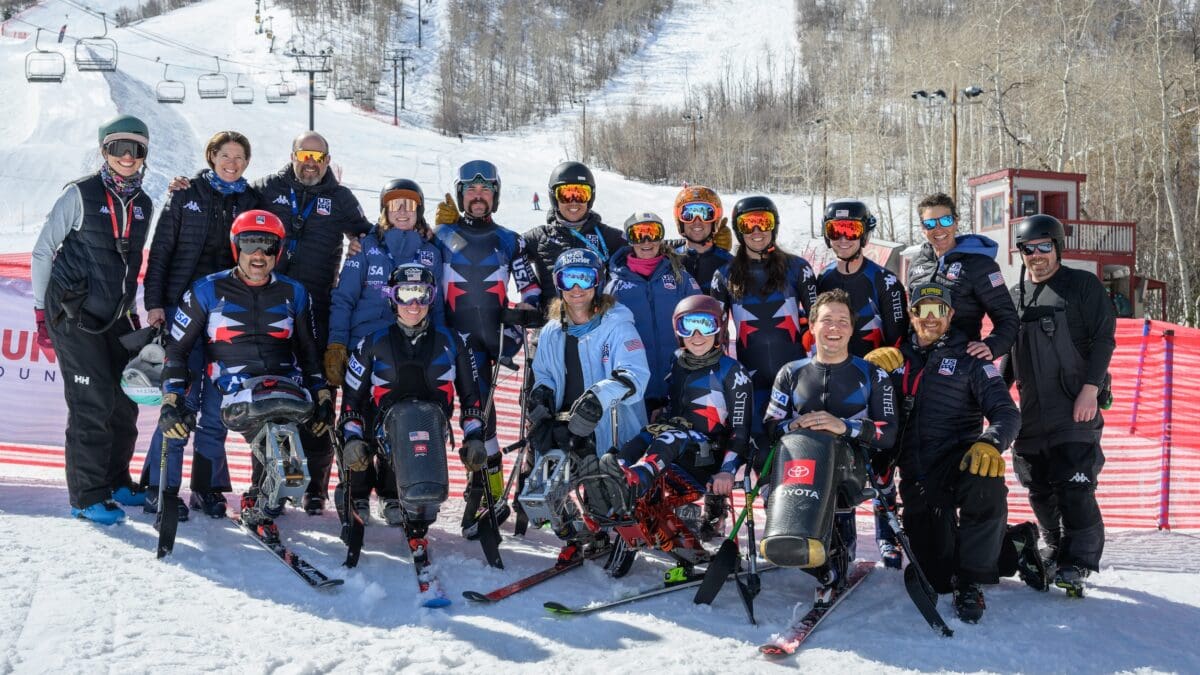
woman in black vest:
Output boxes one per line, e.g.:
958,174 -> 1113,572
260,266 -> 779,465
31,115 -> 154,525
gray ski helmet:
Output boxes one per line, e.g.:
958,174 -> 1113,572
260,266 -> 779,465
380,178 -> 425,224
548,161 -> 596,214
121,335 -> 166,406
730,195 -> 780,247
1013,214 -> 1066,259
822,199 -> 876,247
455,160 -> 500,213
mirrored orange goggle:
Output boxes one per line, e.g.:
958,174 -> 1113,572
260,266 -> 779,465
627,221 -> 665,243
824,219 -> 865,241
735,210 -> 776,234
294,149 -> 328,163
555,183 -> 592,204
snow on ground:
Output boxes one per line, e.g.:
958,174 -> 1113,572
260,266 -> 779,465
2,0 -> 1199,672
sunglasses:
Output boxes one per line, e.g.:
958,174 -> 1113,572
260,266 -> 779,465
234,233 -> 281,258
554,266 -> 599,291
104,140 -> 148,160
555,183 -> 592,204
294,149 -> 328,163
909,302 -> 950,319
921,215 -> 956,230
674,312 -> 721,338
735,210 -> 776,234
388,282 -> 435,306
387,198 -> 419,213
627,221 -> 665,244
824,219 -> 864,242
1019,241 -> 1056,255
678,201 -> 718,224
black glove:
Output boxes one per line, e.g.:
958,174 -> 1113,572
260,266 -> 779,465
501,306 -> 544,328
567,390 -> 603,439
526,384 -> 555,426
459,429 -> 487,471
309,389 -> 334,436
158,393 -> 196,440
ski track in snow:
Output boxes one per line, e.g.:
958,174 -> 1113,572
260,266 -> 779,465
3,0 -> 1200,672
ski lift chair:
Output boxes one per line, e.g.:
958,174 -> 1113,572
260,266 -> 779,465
155,63 -> 186,103
231,74 -> 254,104
265,84 -> 288,104
335,85 -> 353,100
25,28 -> 66,83
310,81 -> 328,100
74,12 -> 118,72
276,71 -> 297,96
197,57 -> 229,99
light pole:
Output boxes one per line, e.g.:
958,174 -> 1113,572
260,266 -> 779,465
805,118 -> 828,236
573,97 -> 589,158
911,85 -> 984,203
386,48 -> 412,125
682,112 -> 703,165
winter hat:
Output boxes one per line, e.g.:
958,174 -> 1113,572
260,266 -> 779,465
98,115 -> 150,147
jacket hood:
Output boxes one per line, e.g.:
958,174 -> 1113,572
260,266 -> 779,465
936,234 -> 999,260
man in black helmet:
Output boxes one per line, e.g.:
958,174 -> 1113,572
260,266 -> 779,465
1007,214 -> 1115,598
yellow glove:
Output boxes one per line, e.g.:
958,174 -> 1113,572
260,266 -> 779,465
435,192 -> 459,226
323,343 -> 348,387
960,441 -> 1005,478
864,347 -> 904,373
712,217 -> 733,251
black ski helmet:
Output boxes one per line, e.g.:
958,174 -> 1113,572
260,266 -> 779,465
730,195 -> 780,248
821,199 -> 877,248
548,161 -> 596,215
1013,214 -> 1066,259
386,263 -> 437,314
379,178 -> 426,224
454,160 -> 501,213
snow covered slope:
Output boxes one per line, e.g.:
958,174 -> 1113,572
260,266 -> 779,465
2,1 -> 1199,672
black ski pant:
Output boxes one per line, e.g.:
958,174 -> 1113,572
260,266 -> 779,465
899,455 -> 1008,593
45,290 -> 139,510
1012,442 -> 1105,572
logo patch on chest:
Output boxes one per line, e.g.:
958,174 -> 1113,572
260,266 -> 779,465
938,358 -> 957,376
316,197 -> 332,216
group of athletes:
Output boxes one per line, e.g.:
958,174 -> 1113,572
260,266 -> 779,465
32,115 -> 1114,623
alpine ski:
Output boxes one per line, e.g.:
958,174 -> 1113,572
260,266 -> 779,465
758,560 -> 874,659
544,564 -> 779,616
231,516 -> 344,590
463,548 -> 610,603
408,537 -> 450,608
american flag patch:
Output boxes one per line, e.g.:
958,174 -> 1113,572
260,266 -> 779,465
989,271 -> 1005,287
983,363 -> 1001,379
624,338 -> 644,351
409,431 -> 430,441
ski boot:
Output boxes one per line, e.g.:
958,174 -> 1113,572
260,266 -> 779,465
379,499 -> 405,527
1007,522 -> 1049,591
1054,565 -> 1088,598
144,488 -> 190,522
953,580 -> 986,623
462,453 -> 510,540
72,499 -> 127,526
188,491 -> 228,519
878,538 -> 903,570
699,493 -> 728,541
352,498 -> 371,526
302,493 -> 325,516
239,492 -> 281,543
111,485 -> 147,507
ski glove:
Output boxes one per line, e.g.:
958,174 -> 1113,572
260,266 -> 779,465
567,390 -> 603,439
459,429 -> 487,471
33,309 -> 53,352
341,438 -> 370,472
865,346 -> 904,373
712,217 -> 733,252
158,393 -> 195,440
435,193 -> 459,226
323,343 -> 348,387
309,389 -> 335,436
526,384 -> 555,427
960,441 -> 1005,478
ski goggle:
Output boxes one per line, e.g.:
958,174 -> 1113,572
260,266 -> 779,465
293,149 -> 328,163
386,197 -> 419,213
921,215 -> 956,230
234,233 -> 281,257
674,312 -> 721,338
458,160 -> 499,183
387,282 -> 435,306
554,266 -> 599,291
735,210 -> 776,234
678,201 -> 718,224
824,218 -> 865,242
909,302 -> 950,319
626,220 -> 665,244
554,183 -> 592,204
1019,241 -> 1056,255
104,140 -> 148,159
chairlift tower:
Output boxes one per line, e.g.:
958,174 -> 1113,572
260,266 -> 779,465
286,48 -> 332,131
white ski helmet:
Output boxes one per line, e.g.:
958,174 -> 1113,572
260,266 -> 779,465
121,332 -> 166,406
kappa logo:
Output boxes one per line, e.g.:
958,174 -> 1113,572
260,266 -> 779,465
365,247 -> 383,256
1069,472 -> 1091,484
884,274 -> 898,289
733,370 -> 751,387
803,266 -> 814,281
74,375 -> 90,385
316,197 -> 332,216
938,358 -> 957,376
272,195 -> 290,206
876,368 -> 888,382
183,200 -> 201,213
99,206 -> 110,215
782,459 -> 817,485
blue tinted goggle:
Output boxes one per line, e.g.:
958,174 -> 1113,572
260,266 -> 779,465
921,215 -> 956,230
458,160 -> 499,183
555,266 -> 598,291
679,202 -> 717,224
674,312 -> 720,337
